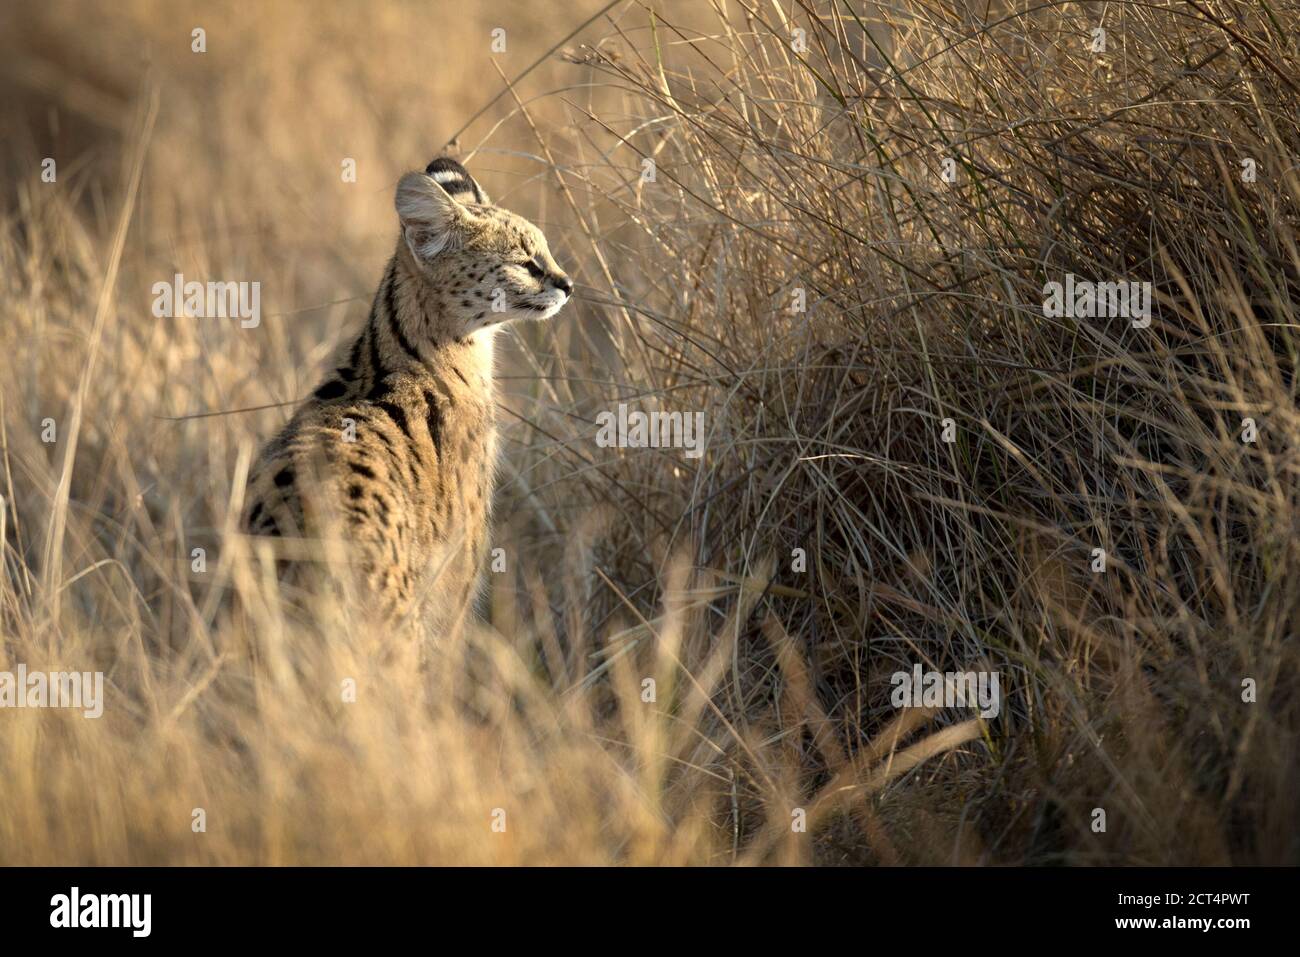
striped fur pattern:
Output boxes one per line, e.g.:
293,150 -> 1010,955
242,157 -> 572,634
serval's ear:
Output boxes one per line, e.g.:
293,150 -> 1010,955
424,156 -> 490,205
395,170 -> 477,262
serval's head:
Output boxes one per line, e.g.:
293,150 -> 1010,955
394,157 -> 573,335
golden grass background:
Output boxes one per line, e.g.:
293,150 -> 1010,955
0,0 -> 1297,864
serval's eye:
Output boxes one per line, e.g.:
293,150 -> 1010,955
523,256 -> 546,280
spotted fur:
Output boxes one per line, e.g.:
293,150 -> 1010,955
243,157 -> 572,633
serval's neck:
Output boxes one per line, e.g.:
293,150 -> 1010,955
327,250 -> 496,403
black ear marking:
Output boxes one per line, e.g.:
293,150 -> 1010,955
424,156 -> 490,205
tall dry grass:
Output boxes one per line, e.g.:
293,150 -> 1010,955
0,0 -> 1297,864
